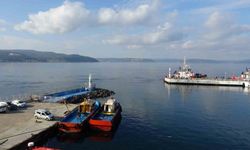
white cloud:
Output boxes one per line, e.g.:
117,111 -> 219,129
193,0 -> 250,14
104,21 -> 184,47
15,1 -> 90,34
204,11 -> 250,40
15,0 -> 161,34
98,0 -> 159,25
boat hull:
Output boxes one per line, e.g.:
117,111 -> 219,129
58,101 -> 101,133
58,121 -> 87,133
164,77 -> 250,87
89,106 -> 122,132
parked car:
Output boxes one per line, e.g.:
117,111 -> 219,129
0,102 -> 8,113
34,109 -> 54,121
7,102 -> 18,110
11,100 -> 26,107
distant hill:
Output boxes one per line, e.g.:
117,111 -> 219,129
98,58 -> 250,63
0,50 -> 98,62
97,58 -> 154,62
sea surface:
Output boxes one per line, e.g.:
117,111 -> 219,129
0,62 -> 250,150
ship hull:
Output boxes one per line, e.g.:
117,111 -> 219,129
58,101 -> 101,133
164,77 -> 250,87
89,105 -> 122,132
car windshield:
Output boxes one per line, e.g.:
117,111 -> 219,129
45,111 -> 51,115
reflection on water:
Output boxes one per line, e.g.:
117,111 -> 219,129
56,132 -> 86,143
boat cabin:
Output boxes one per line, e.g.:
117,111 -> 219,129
103,98 -> 119,113
79,99 -> 93,113
241,68 -> 250,80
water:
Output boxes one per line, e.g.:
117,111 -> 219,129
0,62 -> 250,149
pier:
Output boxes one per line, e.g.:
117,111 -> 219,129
0,102 -> 77,150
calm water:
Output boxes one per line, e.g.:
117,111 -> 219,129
0,62 -> 250,150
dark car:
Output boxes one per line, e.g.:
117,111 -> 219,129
7,102 -> 18,110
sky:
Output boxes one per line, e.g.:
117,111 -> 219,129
0,0 -> 250,60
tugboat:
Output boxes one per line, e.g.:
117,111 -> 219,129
89,97 -> 122,132
58,99 -> 101,133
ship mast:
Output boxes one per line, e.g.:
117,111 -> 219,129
88,74 -> 92,90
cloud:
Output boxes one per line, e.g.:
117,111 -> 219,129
0,19 -> 7,31
15,0 -> 161,34
204,11 -> 250,40
104,21 -> 184,48
98,0 -> 159,25
0,36 -> 46,49
14,1 -> 90,34
193,0 -> 250,14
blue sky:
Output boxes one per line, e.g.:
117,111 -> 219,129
0,0 -> 250,60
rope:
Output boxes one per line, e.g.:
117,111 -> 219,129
0,139 -> 8,145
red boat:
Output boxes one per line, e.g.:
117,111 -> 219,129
27,142 -> 60,150
32,147 -> 60,150
89,97 -> 122,132
58,100 -> 101,133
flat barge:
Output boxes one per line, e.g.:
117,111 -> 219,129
164,78 -> 249,87
164,58 -> 250,88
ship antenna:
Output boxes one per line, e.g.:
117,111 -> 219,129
184,56 -> 186,66
88,74 -> 92,90
169,68 -> 171,78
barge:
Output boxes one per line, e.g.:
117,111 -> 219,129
164,58 -> 250,88
58,99 -> 101,133
89,97 -> 122,132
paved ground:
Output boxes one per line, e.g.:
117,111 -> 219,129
0,102 -> 77,150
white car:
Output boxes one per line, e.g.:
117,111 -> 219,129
11,100 -> 26,107
34,109 -> 54,121
0,102 -> 8,113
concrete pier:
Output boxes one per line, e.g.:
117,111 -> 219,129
0,102 -> 77,150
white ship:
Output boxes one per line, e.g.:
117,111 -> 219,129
164,58 -> 250,88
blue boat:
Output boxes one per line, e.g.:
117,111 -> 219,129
58,99 -> 101,133
43,74 -> 95,103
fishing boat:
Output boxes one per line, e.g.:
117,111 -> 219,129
58,99 -> 101,133
89,97 -> 122,132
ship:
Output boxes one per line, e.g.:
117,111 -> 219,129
43,74 -> 95,103
58,99 -> 101,133
164,58 -> 250,88
89,97 -> 122,132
